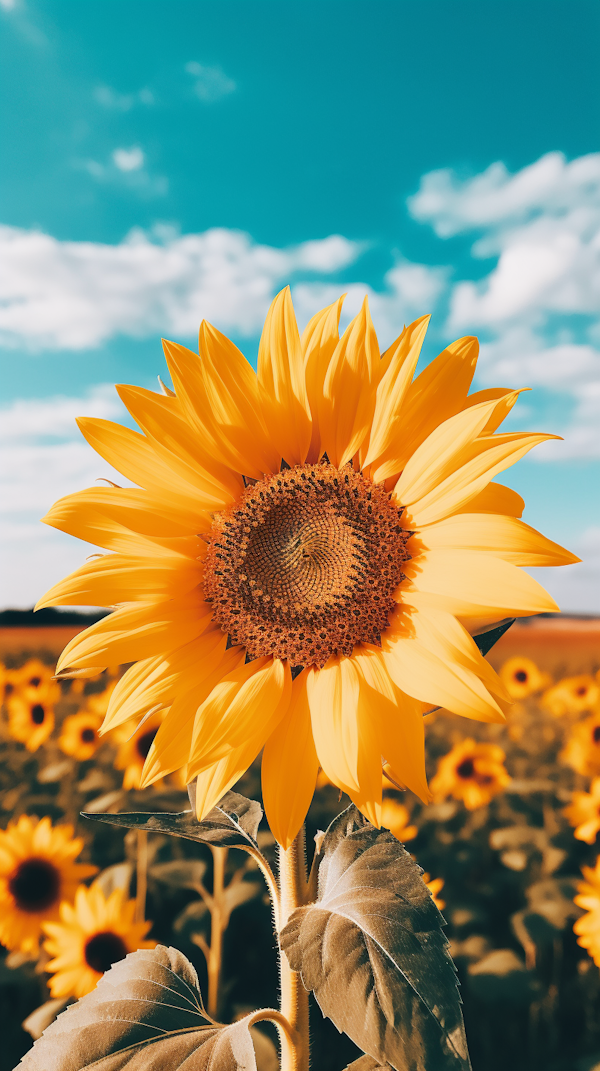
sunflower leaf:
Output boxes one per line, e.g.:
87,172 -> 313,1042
473,618 -> 515,657
346,1058 -> 394,1071
16,945 -> 258,1071
81,790 -> 263,850
280,804 -> 471,1071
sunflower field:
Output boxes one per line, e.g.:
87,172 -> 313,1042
1,616 -> 600,1071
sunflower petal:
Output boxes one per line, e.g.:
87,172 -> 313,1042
414,513 -> 580,566
452,482 -> 524,518
258,287 -> 311,466
320,297 -> 380,467
36,551 -> 201,610
302,296 -> 345,464
262,670 -> 319,849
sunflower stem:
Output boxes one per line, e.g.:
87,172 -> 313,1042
135,829 -> 148,923
207,844 -> 227,1019
277,826 -> 310,1071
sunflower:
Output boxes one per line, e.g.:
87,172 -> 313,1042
58,711 -> 103,761
430,737 -> 510,810
573,858 -> 600,968
36,289 -> 577,847
0,663 -> 22,703
561,712 -> 600,778
43,882 -> 155,998
6,694 -> 55,751
112,712 -> 166,789
564,779 -> 600,845
499,656 -> 551,700
381,797 -> 418,842
0,816 -> 97,953
422,872 -> 445,911
542,675 -> 600,718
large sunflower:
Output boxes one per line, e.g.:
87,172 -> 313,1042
36,290 -> 577,847
0,816 -> 97,953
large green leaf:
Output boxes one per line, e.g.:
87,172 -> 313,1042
280,806 -> 471,1071
472,618 -> 515,657
17,945 -> 258,1071
81,790 -> 263,850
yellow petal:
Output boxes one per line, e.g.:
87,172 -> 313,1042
320,297 -> 380,467
42,487 -> 211,546
362,315 -> 430,470
187,657 -> 291,777
460,387 -> 526,433
54,593 -> 213,675
116,384 -> 241,501
399,433 -> 558,526
261,670 -> 319,849
258,287 -> 311,466
452,482 -> 524,518
395,393 -> 521,506
302,296 -> 345,464
403,548 -> 559,618
413,513 -> 580,566
191,741 -> 260,821
368,334 -> 479,483
36,550 -> 201,610
199,321 -> 281,477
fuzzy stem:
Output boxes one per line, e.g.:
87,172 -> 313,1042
135,830 -> 148,923
207,844 -> 227,1019
277,828 -> 310,1071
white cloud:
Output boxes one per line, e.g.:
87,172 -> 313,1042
0,224 -> 361,350
185,61 -> 236,102
94,85 -> 154,110
112,146 -> 145,172
0,0 -> 17,10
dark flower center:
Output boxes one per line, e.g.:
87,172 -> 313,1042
514,670 -> 528,683
81,728 -> 96,743
29,676 -> 42,688
84,931 -> 128,974
137,729 -> 158,760
456,758 -> 475,780
203,461 -> 410,669
593,726 -> 600,744
31,704 -> 46,725
5,682 -> 14,697
8,857 -> 61,912
576,686 -> 587,697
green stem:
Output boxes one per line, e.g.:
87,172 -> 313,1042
207,844 -> 228,1020
277,827 -> 310,1071
135,829 -> 148,923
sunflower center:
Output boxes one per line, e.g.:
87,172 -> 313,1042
29,676 -> 42,688
84,931 -> 128,974
514,670 -> 528,683
8,857 -> 60,912
203,462 -> 411,669
456,758 -> 475,780
81,728 -> 96,743
31,704 -> 46,725
137,729 -> 158,760
593,726 -> 600,744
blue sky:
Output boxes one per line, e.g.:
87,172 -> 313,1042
1,0 -> 599,610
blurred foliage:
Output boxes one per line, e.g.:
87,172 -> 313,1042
1,643 -> 600,1071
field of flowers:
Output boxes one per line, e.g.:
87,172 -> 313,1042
1,616 -> 600,1071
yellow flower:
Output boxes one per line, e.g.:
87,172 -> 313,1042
58,711 -> 103,761
0,663 -> 23,703
112,712 -> 166,789
381,797 -> 418,842
498,656 -> 551,699
6,694 -> 55,751
564,779 -> 600,845
422,872 -> 446,911
573,858 -> 600,968
561,712 -> 600,777
36,290 -> 576,848
0,816 -> 97,954
430,737 -> 511,810
43,883 -> 155,997
542,675 -> 600,718
85,680 -> 117,718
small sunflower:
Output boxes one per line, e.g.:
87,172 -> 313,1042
43,883 -> 155,998
561,712 -> 600,778
564,779 -> 600,845
0,816 -> 97,953
36,290 -> 577,847
6,694 -> 55,751
498,656 -> 550,700
0,663 -> 22,703
58,711 -> 103,761
381,797 -> 418,842
542,675 -> 600,718
573,858 -> 600,968
16,658 -> 55,693
112,712 -> 165,789
430,737 -> 511,810
422,872 -> 445,911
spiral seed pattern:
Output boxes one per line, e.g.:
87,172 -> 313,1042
203,462 -> 410,669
